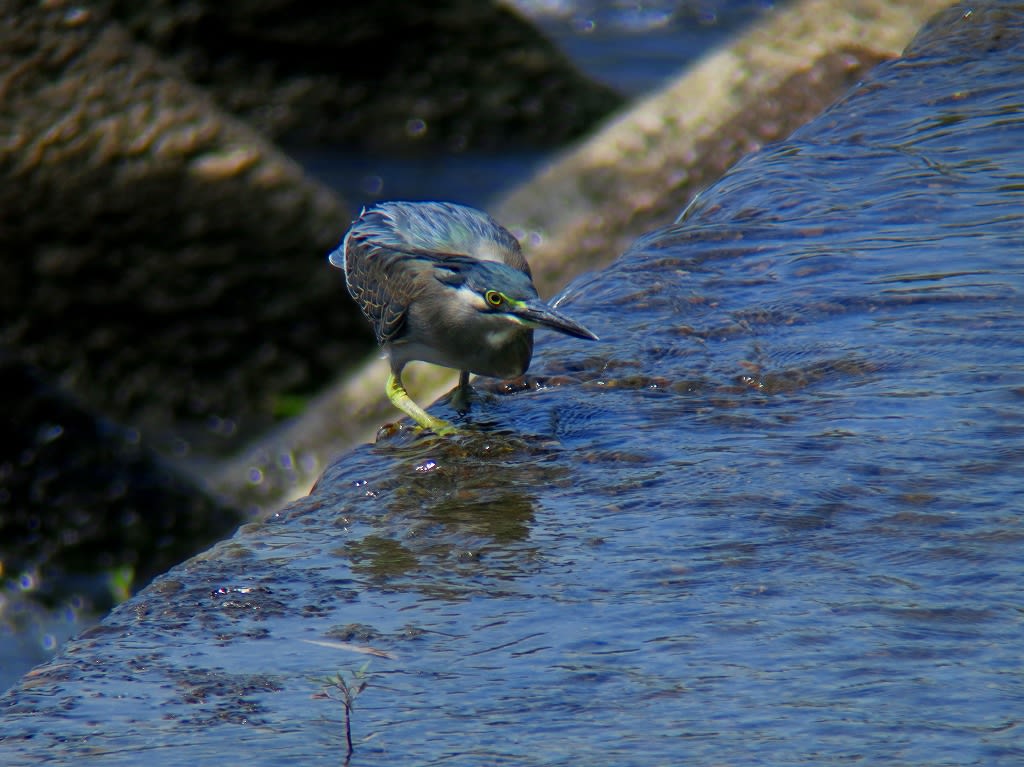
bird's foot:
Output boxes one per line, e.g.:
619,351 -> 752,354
387,372 -> 459,437
420,416 -> 459,436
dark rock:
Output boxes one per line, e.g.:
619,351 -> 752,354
99,0 -> 625,151
0,0 -> 367,435
0,351 -> 243,610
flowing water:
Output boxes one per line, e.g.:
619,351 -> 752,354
2,3 -> 1023,765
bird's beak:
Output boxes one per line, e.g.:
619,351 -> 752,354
517,300 -> 599,340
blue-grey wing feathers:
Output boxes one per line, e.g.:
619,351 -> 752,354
330,201 -> 531,346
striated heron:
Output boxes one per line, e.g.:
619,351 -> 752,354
329,201 -> 598,434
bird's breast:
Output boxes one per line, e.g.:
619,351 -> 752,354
458,324 -> 534,378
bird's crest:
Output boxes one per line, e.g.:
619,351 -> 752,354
350,201 -> 530,276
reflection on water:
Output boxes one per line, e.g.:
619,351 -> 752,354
3,4 -> 1024,765
310,431 -> 554,597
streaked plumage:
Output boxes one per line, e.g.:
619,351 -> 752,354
329,201 -> 597,434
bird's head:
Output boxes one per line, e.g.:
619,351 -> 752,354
434,258 -> 598,341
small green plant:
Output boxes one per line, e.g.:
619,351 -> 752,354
319,662 -> 370,760
107,564 -> 135,604
270,392 -> 310,419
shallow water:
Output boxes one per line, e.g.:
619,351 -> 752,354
3,3 -> 1023,765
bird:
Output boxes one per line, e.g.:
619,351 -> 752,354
329,201 -> 598,434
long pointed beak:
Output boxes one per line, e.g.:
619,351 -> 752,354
517,300 -> 599,341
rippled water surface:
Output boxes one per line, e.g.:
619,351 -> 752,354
3,4 -> 1023,765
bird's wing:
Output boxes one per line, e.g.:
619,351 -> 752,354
345,241 -> 436,346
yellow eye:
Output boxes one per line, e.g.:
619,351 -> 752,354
485,290 -> 504,307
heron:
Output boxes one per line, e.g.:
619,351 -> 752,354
329,201 -> 598,434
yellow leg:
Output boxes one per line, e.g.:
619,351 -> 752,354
386,371 -> 457,435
